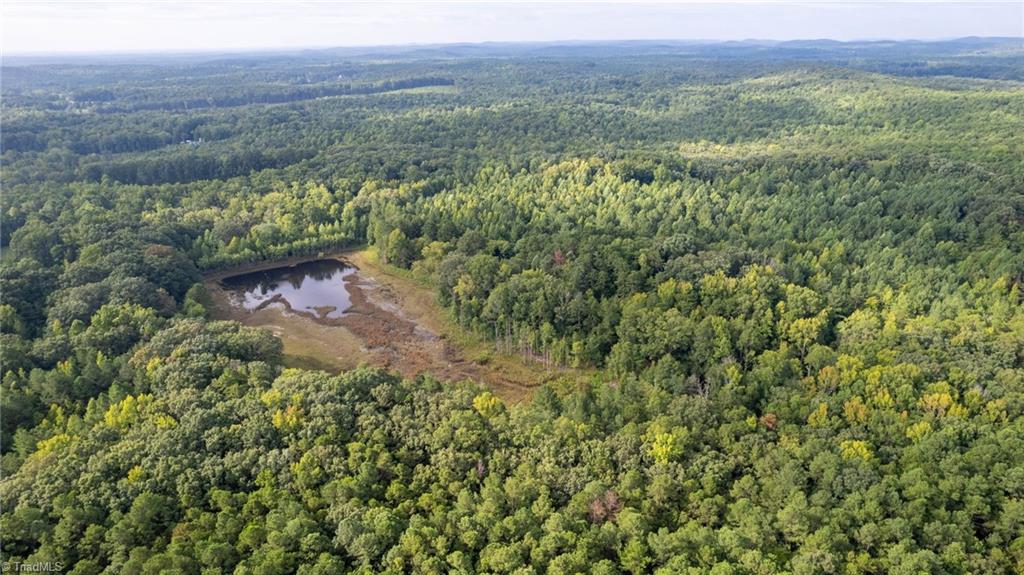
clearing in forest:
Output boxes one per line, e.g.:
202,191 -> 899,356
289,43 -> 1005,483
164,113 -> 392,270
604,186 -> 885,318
205,249 -> 582,402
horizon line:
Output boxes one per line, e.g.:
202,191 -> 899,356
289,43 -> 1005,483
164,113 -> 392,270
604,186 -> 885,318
4,35 -> 1021,60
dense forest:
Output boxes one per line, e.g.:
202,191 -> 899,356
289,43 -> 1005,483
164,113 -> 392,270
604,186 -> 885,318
2,38 -> 1023,574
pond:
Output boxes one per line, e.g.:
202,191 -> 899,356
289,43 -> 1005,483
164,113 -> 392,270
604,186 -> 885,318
220,259 -> 356,319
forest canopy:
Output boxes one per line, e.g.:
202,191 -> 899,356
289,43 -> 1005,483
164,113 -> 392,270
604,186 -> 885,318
1,38 -> 1023,574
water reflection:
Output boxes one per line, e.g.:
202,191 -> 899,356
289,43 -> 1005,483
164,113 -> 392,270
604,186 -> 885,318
221,259 -> 355,319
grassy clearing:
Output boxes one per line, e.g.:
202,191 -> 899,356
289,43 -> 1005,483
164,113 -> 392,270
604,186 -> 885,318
385,85 -> 459,95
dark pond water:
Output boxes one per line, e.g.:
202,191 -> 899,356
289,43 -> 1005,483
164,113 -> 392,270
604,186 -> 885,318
221,259 -> 356,319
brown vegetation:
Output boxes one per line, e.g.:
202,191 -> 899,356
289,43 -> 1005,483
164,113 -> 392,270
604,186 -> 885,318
205,250 -> 581,403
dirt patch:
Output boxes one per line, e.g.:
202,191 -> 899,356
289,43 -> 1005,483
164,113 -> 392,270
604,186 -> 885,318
205,250 -> 563,403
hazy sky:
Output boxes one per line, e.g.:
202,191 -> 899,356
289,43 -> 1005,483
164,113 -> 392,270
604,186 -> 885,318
2,1 -> 1022,55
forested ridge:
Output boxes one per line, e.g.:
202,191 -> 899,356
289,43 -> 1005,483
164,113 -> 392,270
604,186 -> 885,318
1,39 -> 1023,574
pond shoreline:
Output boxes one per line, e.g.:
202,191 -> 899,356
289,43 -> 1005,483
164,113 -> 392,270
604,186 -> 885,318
202,249 -> 363,283
203,248 -> 575,403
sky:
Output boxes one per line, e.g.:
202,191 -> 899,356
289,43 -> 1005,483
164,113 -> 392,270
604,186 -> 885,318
2,1 -> 1022,55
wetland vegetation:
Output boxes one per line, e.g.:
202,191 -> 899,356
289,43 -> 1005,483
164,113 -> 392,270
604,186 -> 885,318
206,249 -> 572,401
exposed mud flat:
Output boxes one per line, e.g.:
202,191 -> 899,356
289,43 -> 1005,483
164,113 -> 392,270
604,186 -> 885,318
205,252 -> 539,402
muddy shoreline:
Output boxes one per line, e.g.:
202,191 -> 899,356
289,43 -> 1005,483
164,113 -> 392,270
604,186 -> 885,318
204,250 -> 540,402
